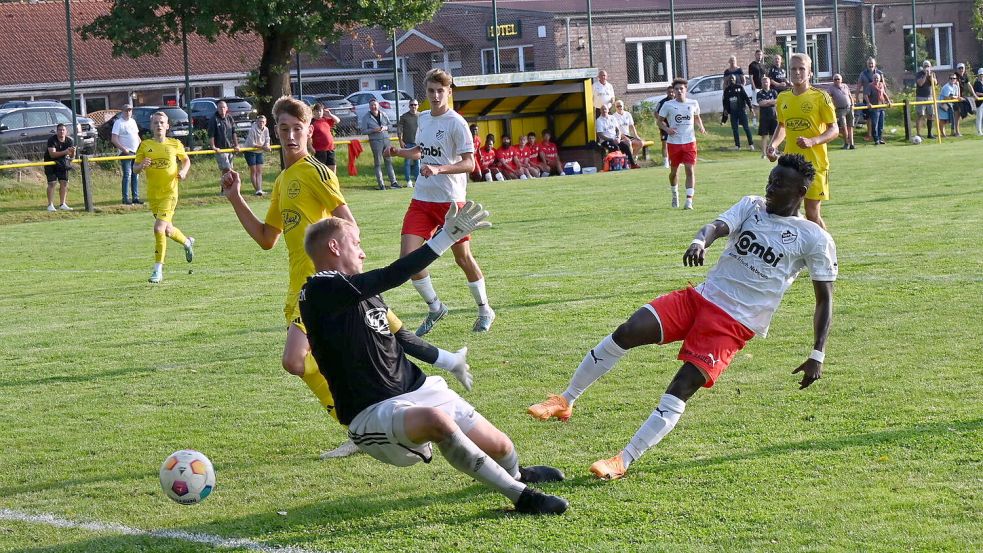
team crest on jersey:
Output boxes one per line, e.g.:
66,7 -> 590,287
435,129 -> 446,141
287,180 -> 302,199
781,229 -> 798,244
365,307 -> 392,336
282,209 -> 301,233
800,101 -> 814,114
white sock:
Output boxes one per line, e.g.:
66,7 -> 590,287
621,394 -> 686,467
153,262 -> 163,272
686,187 -> 694,198
561,334 -> 627,405
467,279 -> 492,316
496,446 -> 521,479
671,185 -> 679,195
519,174 -> 528,180
484,172 -> 493,182
495,172 -> 506,181
437,429 -> 525,503
412,276 -> 443,313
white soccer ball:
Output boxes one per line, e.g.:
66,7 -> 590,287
563,161 -> 581,175
159,449 -> 215,505
911,135 -> 923,145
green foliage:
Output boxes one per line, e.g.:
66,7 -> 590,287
904,28 -> 930,74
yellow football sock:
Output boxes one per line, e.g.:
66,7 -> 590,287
169,227 -> 188,245
154,231 -> 166,263
301,352 -> 338,421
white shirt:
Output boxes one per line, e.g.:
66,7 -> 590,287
112,117 -> 141,153
412,109 -> 474,203
612,110 -> 635,136
595,115 -> 619,141
696,196 -> 838,336
592,80 -> 616,110
658,99 -> 701,145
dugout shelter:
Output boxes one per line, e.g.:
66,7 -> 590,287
444,68 -> 599,168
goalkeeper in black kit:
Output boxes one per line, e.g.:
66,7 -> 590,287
299,201 -> 569,515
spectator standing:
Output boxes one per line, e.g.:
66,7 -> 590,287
939,73 -> 961,137
768,54 -> 790,92
974,68 -> 983,135
398,99 -> 421,188
756,77 -> 779,158
723,55 -> 746,86
955,63 -> 978,123
43,123 -> 75,211
244,115 -> 271,196
112,104 -> 142,205
914,60 -> 938,139
828,74 -> 855,149
360,98 -> 399,190
721,75 -> 754,150
748,49 -> 766,125
208,100 -> 240,187
856,58 -> 884,141
592,70 -> 616,118
655,86 -> 673,168
612,100 -> 643,166
865,73 -> 891,145
595,104 -> 636,168
311,103 -> 340,174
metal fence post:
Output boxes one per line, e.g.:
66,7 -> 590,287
903,98 -> 912,141
80,155 -> 94,212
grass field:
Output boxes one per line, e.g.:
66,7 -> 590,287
0,135 -> 980,552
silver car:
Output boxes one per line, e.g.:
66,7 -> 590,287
634,74 -> 757,114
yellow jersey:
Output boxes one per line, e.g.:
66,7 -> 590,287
134,138 -> 188,201
776,87 -> 836,170
264,155 -> 346,314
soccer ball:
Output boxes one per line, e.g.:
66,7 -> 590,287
159,450 -> 215,505
911,135 -> 923,145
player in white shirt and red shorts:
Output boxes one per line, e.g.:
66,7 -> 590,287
388,69 -> 496,335
528,154 -> 837,481
658,78 -> 708,209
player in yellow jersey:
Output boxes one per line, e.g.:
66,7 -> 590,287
221,96 -> 359,458
766,52 -> 839,230
133,112 -> 194,284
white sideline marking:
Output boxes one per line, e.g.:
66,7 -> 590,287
0,509 -> 322,553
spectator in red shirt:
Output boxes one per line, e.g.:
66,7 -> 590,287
477,134 -> 504,182
495,135 -> 524,180
311,103 -> 340,173
538,130 -> 565,176
525,132 -> 551,177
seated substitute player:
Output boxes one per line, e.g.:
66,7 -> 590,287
387,68 -> 496,335
222,95 -> 359,458
133,111 -> 194,284
468,123 -> 484,182
524,132 -> 551,177
477,134 -> 504,182
529,154 -> 837,481
495,135 -> 525,180
538,130 -> 565,176
515,134 -> 539,179
299,204 -> 568,515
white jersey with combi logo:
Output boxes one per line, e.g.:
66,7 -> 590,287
658,98 -> 700,145
696,196 -> 838,337
412,109 -> 474,203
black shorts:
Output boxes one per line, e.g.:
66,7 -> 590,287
315,149 -> 336,166
758,116 -> 778,136
44,164 -> 69,183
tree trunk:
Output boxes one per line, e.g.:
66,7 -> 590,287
257,28 -> 295,137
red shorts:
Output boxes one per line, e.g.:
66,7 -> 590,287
647,287 -> 754,387
401,199 -> 470,242
667,142 -> 697,167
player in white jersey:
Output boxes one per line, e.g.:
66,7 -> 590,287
387,68 -> 494,335
528,154 -> 837,480
658,78 -> 707,209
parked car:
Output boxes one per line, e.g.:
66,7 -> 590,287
76,116 -> 97,154
0,106 -> 91,159
301,93 -> 358,135
189,97 -> 257,132
633,74 -> 756,115
345,90 -> 413,123
0,99 -> 65,110
98,106 -> 190,143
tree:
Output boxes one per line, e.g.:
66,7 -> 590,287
82,0 -> 442,122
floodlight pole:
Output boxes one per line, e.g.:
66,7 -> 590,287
492,0 -> 501,73
587,0 -> 594,67
182,17 -> 192,150
392,30 -> 401,129
669,0 -> 676,77
757,0 -> 764,49
833,0 -> 841,74
910,0 -> 918,74
795,0 -> 807,55
65,0 -> 91,211
295,51 -> 303,97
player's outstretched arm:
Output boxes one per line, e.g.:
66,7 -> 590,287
349,200 -> 491,298
767,124 -> 787,161
792,280 -> 834,390
683,220 -> 730,267
394,328 -> 473,391
387,144 -> 422,160
221,170 -> 281,249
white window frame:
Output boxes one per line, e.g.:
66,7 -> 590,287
902,23 -> 954,70
624,35 -> 688,91
361,57 -> 405,70
432,50 -> 463,71
480,45 -> 534,74
776,28 -> 833,78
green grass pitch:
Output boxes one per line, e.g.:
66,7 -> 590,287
0,136 -> 980,552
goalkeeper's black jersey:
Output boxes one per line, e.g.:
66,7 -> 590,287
299,245 -> 438,425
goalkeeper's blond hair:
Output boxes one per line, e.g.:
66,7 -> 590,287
305,217 -> 356,260
272,95 -> 313,124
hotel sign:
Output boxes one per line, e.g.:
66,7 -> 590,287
487,21 -> 522,40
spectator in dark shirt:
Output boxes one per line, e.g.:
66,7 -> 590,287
768,54 -> 789,92
748,49 -> 766,125
914,60 -> 938,139
865,73 -> 891,145
755,76 -> 778,158
723,55 -> 746,86
208,100 -> 239,185
397,99 -> 421,188
721,75 -> 754,150
955,63 -> 977,121
43,123 -> 75,211
974,68 -> 983,135
856,58 -> 884,141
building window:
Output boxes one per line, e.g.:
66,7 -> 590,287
480,45 -> 534,74
431,50 -> 462,71
903,24 -> 954,69
85,96 -> 108,112
625,37 -> 687,90
777,30 -> 832,78
362,58 -> 404,70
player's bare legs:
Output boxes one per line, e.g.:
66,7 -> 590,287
402,233 -> 449,336
451,241 -> 495,332
683,163 -> 696,209
668,164 -> 680,208
282,324 -> 309,376
804,199 -> 826,230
